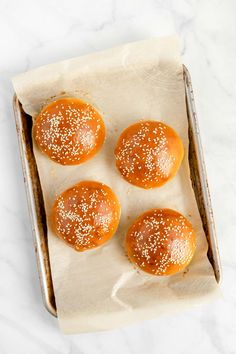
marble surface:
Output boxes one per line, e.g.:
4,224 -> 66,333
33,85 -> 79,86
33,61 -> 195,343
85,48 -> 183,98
0,0 -> 235,353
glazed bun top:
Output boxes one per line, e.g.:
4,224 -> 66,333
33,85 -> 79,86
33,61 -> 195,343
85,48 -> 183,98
51,181 -> 121,252
33,98 -> 105,165
126,208 -> 196,276
115,121 -> 184,189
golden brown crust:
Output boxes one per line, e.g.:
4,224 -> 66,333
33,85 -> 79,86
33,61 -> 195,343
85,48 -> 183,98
114,121 -> 184,189
51,181 -> 121,251
33,98 -> 105,165
126,208 -> 196,276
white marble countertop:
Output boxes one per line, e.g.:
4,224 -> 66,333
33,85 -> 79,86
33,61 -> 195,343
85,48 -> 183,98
1,0 -> 235,353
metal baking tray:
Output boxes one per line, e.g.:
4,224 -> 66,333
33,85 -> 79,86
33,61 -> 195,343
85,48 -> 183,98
13,65 -> 221,317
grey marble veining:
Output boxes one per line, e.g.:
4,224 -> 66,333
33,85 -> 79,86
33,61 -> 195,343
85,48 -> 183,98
0,0 -> 235,353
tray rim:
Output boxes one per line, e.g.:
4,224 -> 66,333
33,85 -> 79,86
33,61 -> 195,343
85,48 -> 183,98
183,65 -> 221,283
13,95 -> 57,317
12,64 -> 221,318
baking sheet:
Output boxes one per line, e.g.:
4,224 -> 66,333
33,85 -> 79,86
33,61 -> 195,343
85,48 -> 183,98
12,36 -> 219,334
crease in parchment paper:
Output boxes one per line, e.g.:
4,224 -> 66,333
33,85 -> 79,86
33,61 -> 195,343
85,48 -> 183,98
111,271 -> 134,311
12,36 -> 219,334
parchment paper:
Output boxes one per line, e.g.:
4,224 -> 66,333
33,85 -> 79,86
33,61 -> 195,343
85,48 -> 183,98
13,36 -> 219,334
